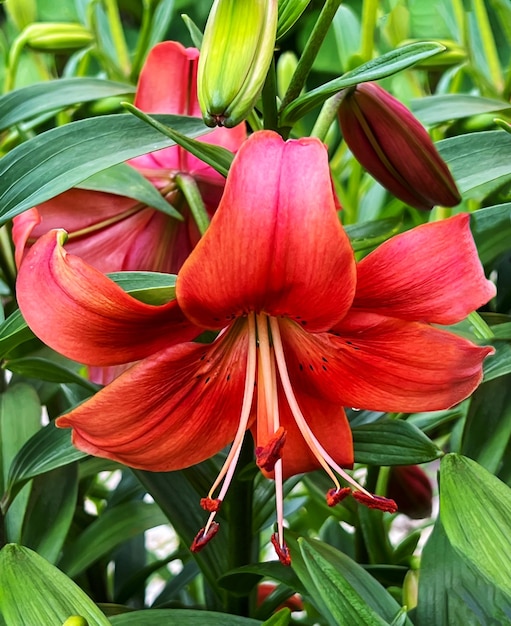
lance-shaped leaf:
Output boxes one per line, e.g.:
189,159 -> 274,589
110,609 -> 261,625
280,42 -> 444,125
440,453 -> 511,596
0,77 -> 135,131
0,544 -> 110,626
411,94 -> 511,126
0,113 -> 212,224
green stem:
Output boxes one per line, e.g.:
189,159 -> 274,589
472,0 -> 502,91
130,0 -> 156,81
360,0 -> 378,62
103,0 -> 131,76
225,434 -> 255,616
310,90 -> 347,141
261,57 -> 279,132
279,0 -> 342,111
3,34 -> 27,93
175,173 -> 210,237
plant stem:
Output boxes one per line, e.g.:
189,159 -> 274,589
261,57 -> 279,132
279,0 -> 342,112
130,0 -> 156,81
175,173 -> 210,236
225,434 -> 255,616
360,0 -> 378,62
103,0 -> 130,77
310,90 -> 346,141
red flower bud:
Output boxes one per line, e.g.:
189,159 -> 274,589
338,82 -> 461,210
387,465 -> 433,519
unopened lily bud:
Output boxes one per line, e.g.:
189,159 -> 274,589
276,51 -> 298,100
387,465 -> 433,519
338,82 -> 461,210
198,0 -> 277,127
22,22 -> 93,52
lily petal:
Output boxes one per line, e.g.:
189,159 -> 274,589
16,229 -> 200,366
279,315 -> 493,413
57,321 -> 250,470
177,131 -> 356,332
253,385 -> 353,479
353,214 -> 496,324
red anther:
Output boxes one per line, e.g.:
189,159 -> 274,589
353,491 -> 398,513
190,521 -> 220,552
326,487 -> 351,507
256,427 -> 287,472
200,497 -> 222,512
271,533 -> 291,566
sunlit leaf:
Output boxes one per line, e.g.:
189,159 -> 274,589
0,544 -> 110,626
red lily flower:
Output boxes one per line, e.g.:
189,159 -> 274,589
338,82 -> 461,211
16,131 -> 495,564
12,41 -> 246,274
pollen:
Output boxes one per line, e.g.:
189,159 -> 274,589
190,521 -> 220,552
326,487 -> 351,506
353,491 -> 398,513
271,533 -> 291,566
200,497 -> 222,512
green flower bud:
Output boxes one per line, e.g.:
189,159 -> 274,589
276,51 -> 298,100
22,23 -> 93,52
198,0 -> 277,128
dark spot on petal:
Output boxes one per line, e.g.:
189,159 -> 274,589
309,364 -> 314,371
322,365 -> 327,371
299,364 -> 304,371
227,374 -> 230,381
205,377 -> 210,384
322,357 -> 328,362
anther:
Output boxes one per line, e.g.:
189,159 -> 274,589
255,427 -> 287,472
353,491 -> 398,513
326,487 -> 351,507
200,497 -> 222,512
271,533 -> 291,566
190,521 -> 220,552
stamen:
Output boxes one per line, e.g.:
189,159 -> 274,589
255,426 -> 286,472
269,317 -> 374,498
271,533 -> 291,566
190,521 -> 220,552
353,491 -> 398,513
192,314 -> 258,547
200,497 -> 222,512
326,487 -> 351,507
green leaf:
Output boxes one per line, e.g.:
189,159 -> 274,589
0,78 -> 135,132
352,418 -> 441,465
437,130 -> 511,198
2,422 -> 86,512
0,384 -> 41,541
440,453 -> 511,596
21,464 -> 78,564
58,501 -> 168,578
106,271 -> 176,305
483,341 -> 511,381
261,609 -> 291,626
411,94 -> 511,126
417,519 -> 511,626
124,104 -> 233,177
470,203 -> 511,266
78,163 -> 182,219
0,309 -> 35,358
110,609 -> 261,625
298,537 -> 408,626
0,544 -> 111,626
134,465 -> 230,602
345,218 -> 402,252
0,113 -> 211,224
280,42 -> 444,124
4,356 -> 98,391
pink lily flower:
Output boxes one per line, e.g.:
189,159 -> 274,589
12,41 -> 246,274
16,131 -> 494,564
